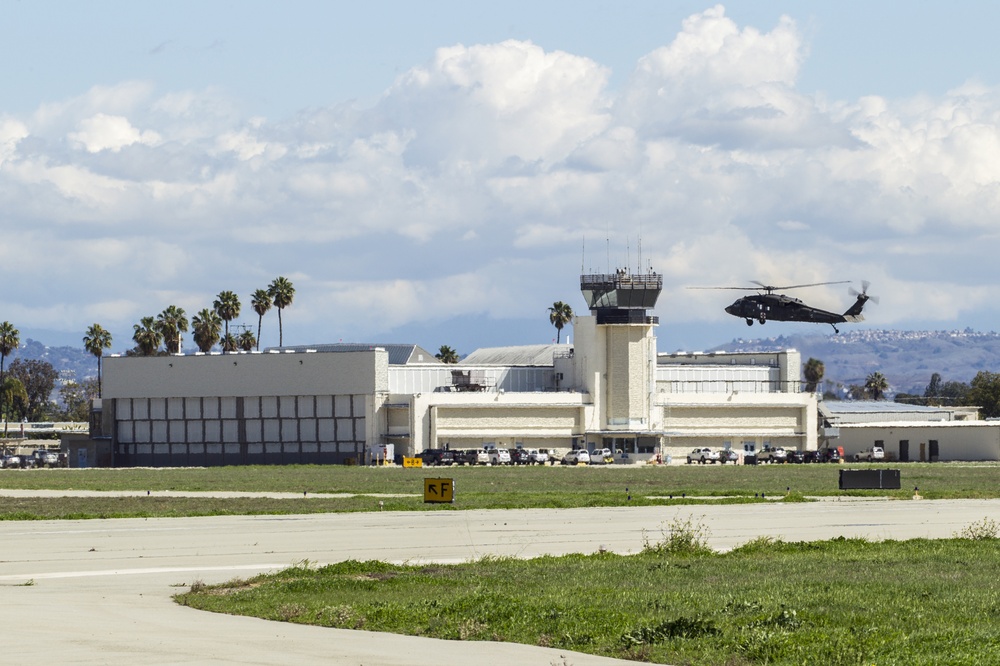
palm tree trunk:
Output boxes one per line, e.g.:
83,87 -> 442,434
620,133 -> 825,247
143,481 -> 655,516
278,308 -> 284,347
256,316 -> 263,351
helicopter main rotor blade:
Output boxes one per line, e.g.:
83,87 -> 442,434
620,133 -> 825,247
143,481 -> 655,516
752,280 -> 852,291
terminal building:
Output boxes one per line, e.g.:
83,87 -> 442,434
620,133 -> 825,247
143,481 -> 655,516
97,269 -> 818,467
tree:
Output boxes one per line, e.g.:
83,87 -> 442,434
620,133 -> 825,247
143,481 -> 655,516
59,377 -> 99,422
0,376 -> 26,425
132,316 -> 163,356
213,291 -> 241,353
237,329 -> 256,352
803,357 -> 825,393
156,305 -> 189,354
925,373 -> 942,398
267,276 -> 295,347
220,332 -> 238,353
969,371 -> 1000,419
191,308 -> 223,353
548,301 -> 574,344
0,321 -> 19,435
83,323 -> 113,397
865,371 -> 890,400
8,358 -> 58,421
250,288 -> 272,351
436,345 -> 460,363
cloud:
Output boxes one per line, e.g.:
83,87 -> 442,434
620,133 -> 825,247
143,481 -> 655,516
2,6 -> 1000,352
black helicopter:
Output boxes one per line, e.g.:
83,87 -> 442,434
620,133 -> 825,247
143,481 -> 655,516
692,281 -> 877,333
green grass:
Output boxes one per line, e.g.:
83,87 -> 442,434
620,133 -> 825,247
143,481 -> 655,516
176,533 -> 1000,665
0,462 -> 996,519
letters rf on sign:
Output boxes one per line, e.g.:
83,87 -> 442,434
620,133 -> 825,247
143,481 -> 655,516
423,478 -> 455,503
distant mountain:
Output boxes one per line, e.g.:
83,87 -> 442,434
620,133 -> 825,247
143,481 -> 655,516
710,329 -> 1000,394
10,339 -> 97,384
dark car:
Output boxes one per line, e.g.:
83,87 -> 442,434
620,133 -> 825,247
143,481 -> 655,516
801,450 -> 822,464
509,448 -> 531,465
785,449 -> 805,464
419,449 -> 455,466
819,447 -> 842,463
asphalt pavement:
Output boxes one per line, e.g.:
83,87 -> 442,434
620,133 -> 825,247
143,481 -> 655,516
2,496 -> 999,665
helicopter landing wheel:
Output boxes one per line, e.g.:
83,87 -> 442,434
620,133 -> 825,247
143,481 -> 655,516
758,316 -> 766,325
745,319 -> 753,326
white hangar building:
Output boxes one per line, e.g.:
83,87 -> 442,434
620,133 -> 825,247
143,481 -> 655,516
99,270 -> 818,467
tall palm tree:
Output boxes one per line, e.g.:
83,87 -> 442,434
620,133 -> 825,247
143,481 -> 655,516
237,329 -> 257,352
82,324 -> 113,397
132,316 -> 162,356
0,321 -> 19,435
548,301 -> 574,344
191,308 -> 223,352
250,288 -> 272,351
267,276 -> 295,347
803,357 -> 825,393
435,345 -> 460,364
865,371 -> 890,400
156,305 -> 189,354
213,291 -> 241,353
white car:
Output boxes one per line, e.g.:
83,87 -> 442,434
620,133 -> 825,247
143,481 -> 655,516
855,446 -> 885,462
526,449 -> 549,465
686,447 -> 720,464
589,448 -> 613,465
484,446 -> 511,465
561,449 -> 591,465
757,446 -> 788,464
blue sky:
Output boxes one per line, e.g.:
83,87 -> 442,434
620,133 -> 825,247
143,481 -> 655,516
3,2 -> 1000,356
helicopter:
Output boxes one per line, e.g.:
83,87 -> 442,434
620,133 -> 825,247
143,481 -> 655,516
691,280 -> 877,333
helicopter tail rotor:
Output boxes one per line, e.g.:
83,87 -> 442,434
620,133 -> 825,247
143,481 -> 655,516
849,281 -> 880,305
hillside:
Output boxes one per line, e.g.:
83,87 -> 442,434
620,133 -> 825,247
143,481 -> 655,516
710,329 -> 1000,395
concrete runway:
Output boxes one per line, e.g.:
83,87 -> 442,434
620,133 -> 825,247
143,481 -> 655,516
2,496 -> 999,665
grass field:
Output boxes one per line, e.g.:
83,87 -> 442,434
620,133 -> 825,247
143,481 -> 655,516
0,462 -> 997,519
176,523 -> 1000,666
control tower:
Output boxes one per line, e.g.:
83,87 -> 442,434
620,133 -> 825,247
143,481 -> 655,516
574,270 -> 663,447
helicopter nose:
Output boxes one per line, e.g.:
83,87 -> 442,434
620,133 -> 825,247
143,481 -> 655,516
725,303 -> 737,316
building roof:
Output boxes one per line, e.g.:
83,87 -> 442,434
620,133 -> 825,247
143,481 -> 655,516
460,344 -> 570,366
267,343 -> 441,365
821,401 -> 949,415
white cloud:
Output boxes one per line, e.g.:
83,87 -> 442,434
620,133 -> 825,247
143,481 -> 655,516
3,7 -> 1000,352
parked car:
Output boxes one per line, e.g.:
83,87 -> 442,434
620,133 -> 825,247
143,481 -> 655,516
818,447 -> 842,463
484,445 -> 511,465
589,448 -> 613,465
509,448 -> 531,465
757,446 -> 788,464
717,449 -> 740,464
32,449 -> 60,467
2,454 -> 22,469
854,446 -> 885,462
686,447 -> 720,464
527,449 -> 549,465
561,449 -> 590,465
801,450 -> 823,463
463,449 -> 490,465
784,449 -> 806,464
419,449 -> 455,466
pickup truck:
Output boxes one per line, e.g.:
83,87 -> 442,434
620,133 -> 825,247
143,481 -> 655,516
854,446 -> 885,462
527,449 -> 549,465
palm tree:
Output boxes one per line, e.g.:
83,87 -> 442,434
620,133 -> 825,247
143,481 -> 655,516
250,288 -> 272,351
0,321 -> 19,435
803,357 -> 825,393
436,345 -> 460,363
132,316 -> 162,356
83,324 -> 113,397
220,333 -> 238,353
237,329 -> 257,352
191,309 -> 223,352
156,305 -> 189,354
267,276 -> 295,347
865,371 -> 890,400
548,301 -> 574,343
213,291 -> 241,353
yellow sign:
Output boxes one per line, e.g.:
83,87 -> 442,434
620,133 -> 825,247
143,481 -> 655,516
403,457 -> 422,468
424,478 -> 455,503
